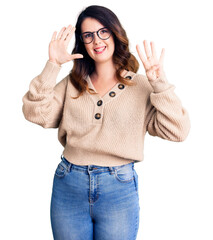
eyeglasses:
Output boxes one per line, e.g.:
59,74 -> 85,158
80,27 -> 111,44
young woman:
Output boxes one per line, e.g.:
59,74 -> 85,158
22,5 -> 190,240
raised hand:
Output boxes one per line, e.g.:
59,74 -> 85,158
136,40 -> 166,83
49,25 -> 83,66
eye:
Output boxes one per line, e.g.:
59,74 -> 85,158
100,29 -> 109,34
84,33 -> 92,39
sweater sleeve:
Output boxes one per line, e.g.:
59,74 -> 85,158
22,60 -> 68,128
145,82 -> 191,142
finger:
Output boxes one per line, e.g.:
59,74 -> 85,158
150,41 -> 157,60
136,44 -> 151,70
159,48 -> 165,65
57,26 -> 66,40
61,24 -> 72,40
65,26 -> 76,44
51,31 -> 57,42
136,44 -> 146,64
143,40 -> 152,59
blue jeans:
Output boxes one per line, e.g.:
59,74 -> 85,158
50,156 -> 140,240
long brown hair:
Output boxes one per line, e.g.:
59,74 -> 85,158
69,5 -> 139,99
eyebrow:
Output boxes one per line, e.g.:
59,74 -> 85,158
81,31 -> 93,34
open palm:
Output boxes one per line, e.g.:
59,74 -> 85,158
136,40 -> 166,82
49,25 -> 83,66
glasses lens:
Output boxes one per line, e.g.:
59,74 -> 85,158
81,28 -> 111,44
98,28 -> 111,40
81,32 -> 93,44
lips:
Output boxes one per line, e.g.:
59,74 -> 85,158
94,46 -> 106,54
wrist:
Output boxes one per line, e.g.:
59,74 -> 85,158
148,76 -> 171,93
48,59 -> 62,67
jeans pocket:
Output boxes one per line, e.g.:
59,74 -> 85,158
55,158 -> 70,178
114,164 -> 134,183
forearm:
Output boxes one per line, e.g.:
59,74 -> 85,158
146,84 -> 190,141
22,61 -> 66,128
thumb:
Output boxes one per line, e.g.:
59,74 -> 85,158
70,54 -> 84,60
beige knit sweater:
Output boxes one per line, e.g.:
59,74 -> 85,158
22,60 -> 190,166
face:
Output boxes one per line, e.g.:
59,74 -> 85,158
81,18 -> 115,64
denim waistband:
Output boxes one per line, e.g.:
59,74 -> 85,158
61,155 -> 134,173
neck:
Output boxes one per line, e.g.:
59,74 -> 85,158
92,61 -> 117,83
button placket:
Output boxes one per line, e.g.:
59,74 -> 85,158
95,113 -> 101,119
85,73 -> 134,124
118,83 -> 125,89
100,82 -> 126,104
92,98 -> 104,124
109,91 -> 116,97
125,76 -> 132,80
97,100 -> 103,106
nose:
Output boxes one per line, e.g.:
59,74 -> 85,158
93,32 -> 101,44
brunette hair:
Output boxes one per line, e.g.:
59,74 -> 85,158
69,5 -> 139,99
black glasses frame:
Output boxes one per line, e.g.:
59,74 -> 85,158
80,27 -> 111,44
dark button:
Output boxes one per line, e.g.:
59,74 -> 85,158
118,84 -> 125,90
125,76 -> 132,80
109,91 -> 116,97
95,113 -> 101,119
97,100 -> 103,106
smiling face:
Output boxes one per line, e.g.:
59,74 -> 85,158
81,17 -> 115,64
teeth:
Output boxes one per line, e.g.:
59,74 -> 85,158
94,47 -> 105,52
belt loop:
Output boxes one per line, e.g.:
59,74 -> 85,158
109,167 -> 114,175
61,155 -> 72,172
67,162 -> 72,173
87,165 -> 91,175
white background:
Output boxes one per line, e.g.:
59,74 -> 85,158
1,0 -> 213,239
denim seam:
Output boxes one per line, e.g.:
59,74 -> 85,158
114,169 -> 135,183
134,213 -> 139,240
71,168 -> 115,174
134,170 -> 138,192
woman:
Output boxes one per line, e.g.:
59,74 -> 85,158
22,5 -> 190,240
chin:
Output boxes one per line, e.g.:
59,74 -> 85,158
92,55 -> 114,64
94,58 -> 113,64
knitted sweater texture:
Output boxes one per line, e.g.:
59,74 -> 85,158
22,60 -> 190,166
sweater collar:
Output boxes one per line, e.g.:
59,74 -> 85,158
85,71 -> 136,104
